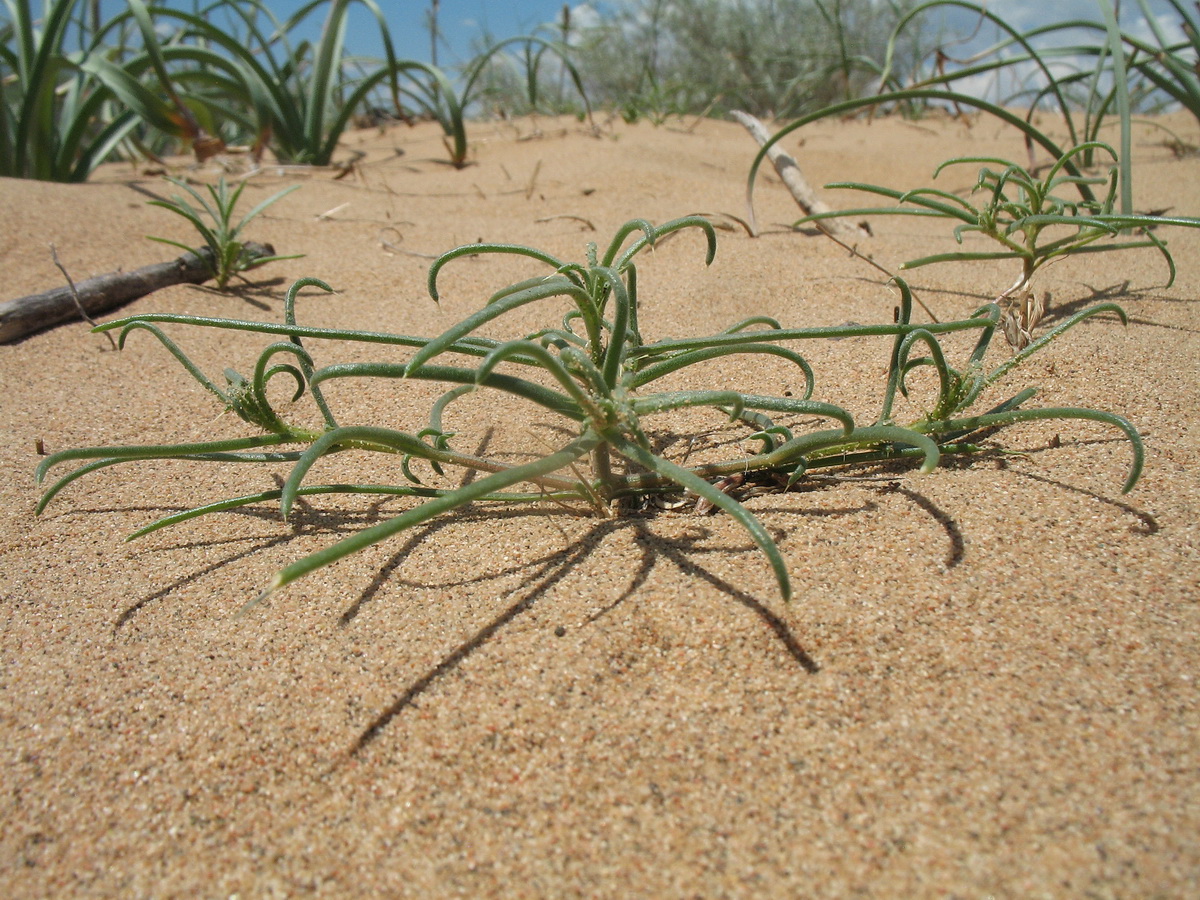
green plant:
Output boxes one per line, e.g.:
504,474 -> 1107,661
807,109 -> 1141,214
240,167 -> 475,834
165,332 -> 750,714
93,0 -> 460,166
0,0 -> 144,180
877,0 -> 1200,208
132,2 -> 585,171
78,0 -> 225,160
456,34 -> 594,125
1122,0 -> 1200,121
36,217 -> 1143,608
0,0 -> 271,180
887,0 -> 1200,130
746,88 -> 1109,231
790,142 -> 1200,306
147,175 -> 302,289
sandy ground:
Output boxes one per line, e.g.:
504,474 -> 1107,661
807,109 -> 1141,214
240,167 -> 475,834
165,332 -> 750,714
2,111 -> 1199,897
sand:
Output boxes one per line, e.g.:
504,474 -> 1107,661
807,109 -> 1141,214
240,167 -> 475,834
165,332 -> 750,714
2,111 -> 1199,897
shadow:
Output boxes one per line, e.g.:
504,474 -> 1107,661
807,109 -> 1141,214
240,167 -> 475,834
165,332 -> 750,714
1073,281 -> 1200,334
85,486 -> 383,555
341,476 -> 985,756
340,509 -> 825,761
1079,277 -> 1200,309
122,181 -> 171,203
628,520 -> 820,674
339,506 -> 587,625
830,274 -> 1200,336
346,525 -> 610,757
878,483 -> 966,569
101,451 -> 970,754
870,278 -> 992,305
1002,280 -> 1200,336
183,277 -> 290,311
1011,469 -> 1159,535
1043,280 -> 1144,324
106,482 -> 407,627
114,531 -> 297,630
697,474 -> 965,573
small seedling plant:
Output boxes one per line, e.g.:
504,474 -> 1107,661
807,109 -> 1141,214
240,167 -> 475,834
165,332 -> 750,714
148,175 -> 302,289
36,217 -> 1143,608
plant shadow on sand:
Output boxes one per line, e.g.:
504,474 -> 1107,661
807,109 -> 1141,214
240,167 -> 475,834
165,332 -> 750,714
299,442 -> 1164,758
339,512 -> 827,760
75,453 -> 1068,758
287,474 -> 968,757
65,424 -> 1160,758
81,477 -> 396,628
188,277 -> 292,311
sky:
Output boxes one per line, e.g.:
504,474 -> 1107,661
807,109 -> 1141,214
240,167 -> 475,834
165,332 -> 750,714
82,1 -> 580,66
90,1 -> 1191,72
213,1 -> 581,65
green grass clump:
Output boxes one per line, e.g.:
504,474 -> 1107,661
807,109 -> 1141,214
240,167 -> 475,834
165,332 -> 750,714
0,0 -> 492,176
0,0 -> 155,181
36,217 -> 1143,608
109,0 -> 461,167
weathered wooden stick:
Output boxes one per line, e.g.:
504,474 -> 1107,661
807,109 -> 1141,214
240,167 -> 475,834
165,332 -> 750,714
0,242 -> 275,344
731,109 -> 869,240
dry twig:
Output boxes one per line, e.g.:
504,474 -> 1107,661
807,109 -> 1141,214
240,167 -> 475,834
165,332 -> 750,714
731,109 -> 869,240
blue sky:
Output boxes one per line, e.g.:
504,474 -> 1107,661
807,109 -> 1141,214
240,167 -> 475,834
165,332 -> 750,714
84,1 -> 579,65
92,1 -> 1191,70
223,1 -> 580,65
